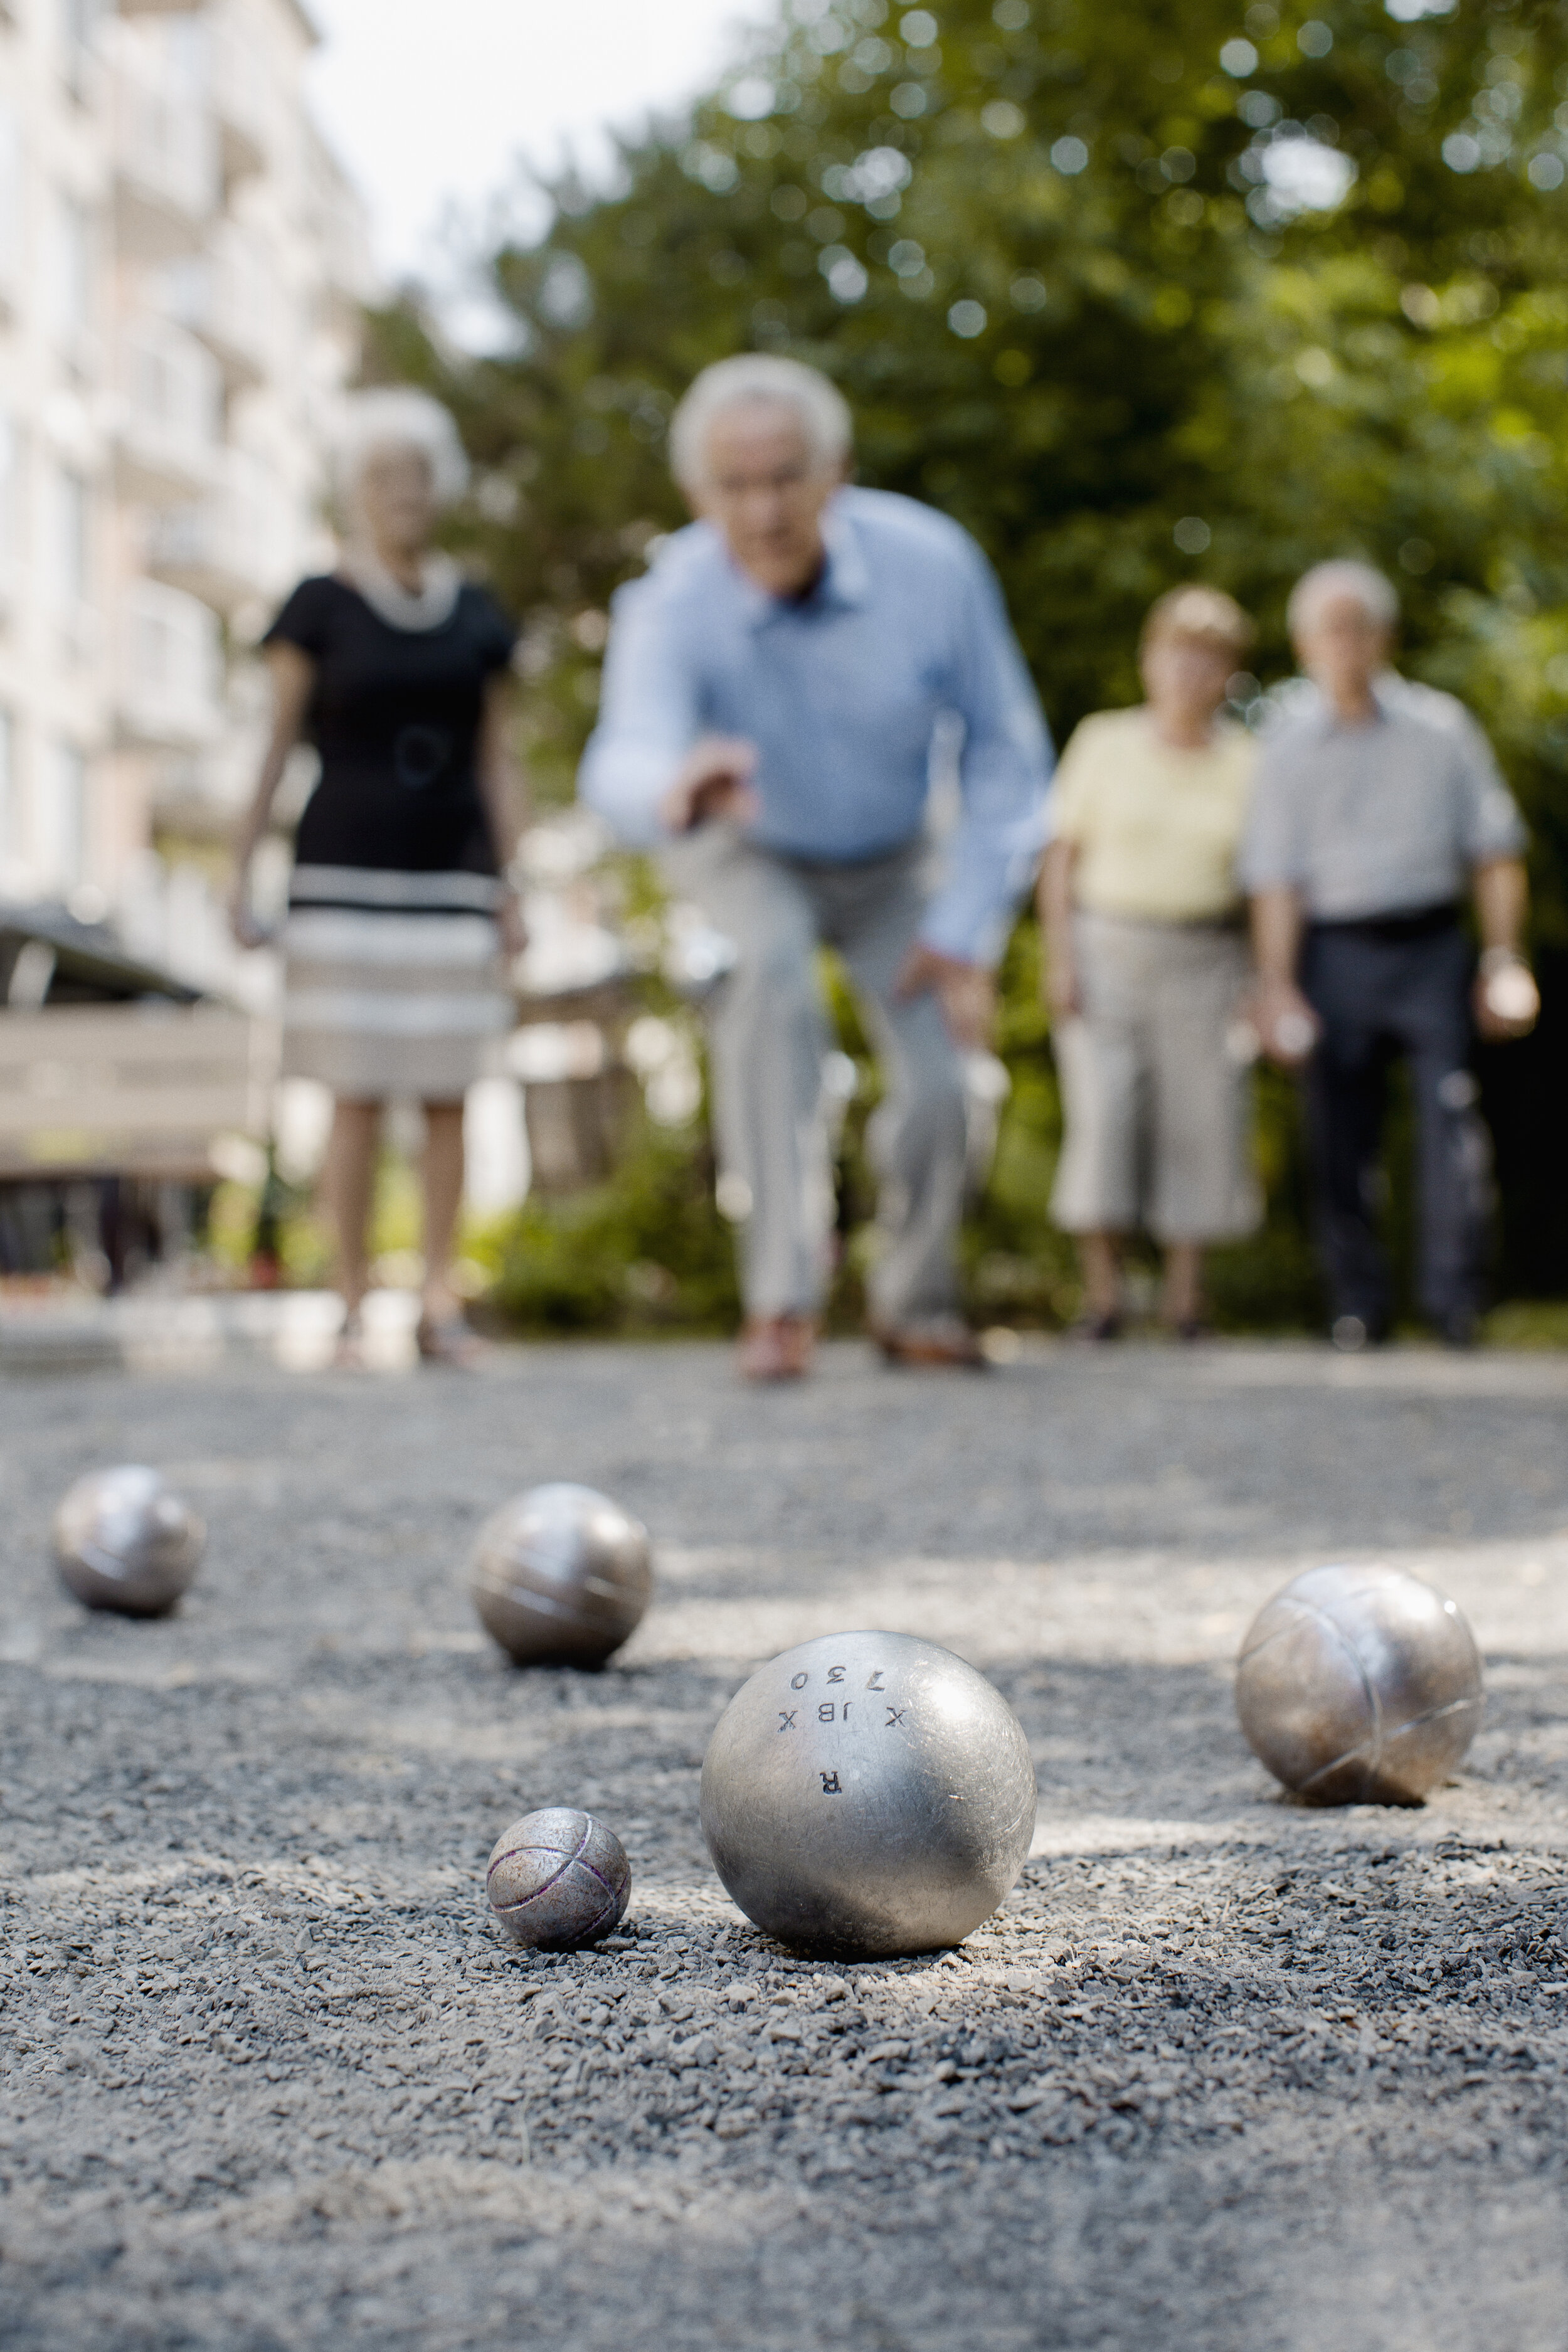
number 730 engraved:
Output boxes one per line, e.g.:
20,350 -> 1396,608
775,1665 -> 906,1737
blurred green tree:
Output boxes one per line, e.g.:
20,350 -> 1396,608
369,0 -> 1568,1327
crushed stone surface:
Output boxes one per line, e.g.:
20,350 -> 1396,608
2,1337 -> 1568,2349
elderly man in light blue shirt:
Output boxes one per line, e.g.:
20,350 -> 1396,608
580,355 -> 1051,1380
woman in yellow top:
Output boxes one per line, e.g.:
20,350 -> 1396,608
1038,586 -> 1261,1339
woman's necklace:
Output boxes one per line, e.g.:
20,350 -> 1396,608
339,544 -> 462,633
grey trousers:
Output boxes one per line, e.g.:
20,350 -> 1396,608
1051,913 -> 1259,1244
663,827 -> 968,1325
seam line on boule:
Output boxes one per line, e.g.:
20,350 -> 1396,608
486,1843 -> 544,1883
492,1848 -> 581,1912
487,1815 -> 591,1887
1382,1695 -> 1483,1742
1296,1740 -> 1374,1795
480,1582 -> 610,1626
1306,1599 -> 1383,1771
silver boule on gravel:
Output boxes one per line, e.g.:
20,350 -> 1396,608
700,1630 -> 1037,1959
1236,1562 -> 1483,1806
53,1465 -> 205,1619
470,1482 -> 652,1668
485,1807 -> 632,1949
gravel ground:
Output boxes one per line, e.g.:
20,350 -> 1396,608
3,1336 -> 1568,2350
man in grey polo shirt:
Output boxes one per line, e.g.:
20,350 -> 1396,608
1242,560 -> 1536,1349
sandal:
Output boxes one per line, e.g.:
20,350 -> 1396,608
332,1308 -> 368,1370
415,1311 -> 489,1370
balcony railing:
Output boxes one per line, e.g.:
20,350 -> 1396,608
165,230 -> 270,389
146,449 -> 287,613
119,580 -> 223,749
112,60 -> 216,258
113,320 -> 220,505
210,19 -> 270,183
0,112 -> 22,322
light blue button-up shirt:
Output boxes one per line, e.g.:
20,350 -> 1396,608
578,485 -> 1054,965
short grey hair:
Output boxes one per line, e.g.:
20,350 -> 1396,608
1287,559 -> 1399,638
335,388 -> 470,508
669,355 -> 853,490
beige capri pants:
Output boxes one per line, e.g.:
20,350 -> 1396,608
1051,910 -> 1261,1244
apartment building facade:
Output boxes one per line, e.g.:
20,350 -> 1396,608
0,0 -> 368,977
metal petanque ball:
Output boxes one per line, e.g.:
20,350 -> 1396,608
1236,1562 -> 1483,1806
53,1465 -> 205,1619
485,1808 -> 631,1949
700,1630 -> 1037,1959
470,1483 -> 652,1669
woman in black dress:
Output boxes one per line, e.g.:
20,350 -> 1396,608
230,389 -> 524,1364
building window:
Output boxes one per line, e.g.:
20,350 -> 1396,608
0,709 -> 14,867
50,465 -> 90,611
0,416 -> 22,594
53,194 -> 93,344
0,107 -> 21,295
124,581 -> 220,743
43,739 -> 85,888
62,0 -> 100,103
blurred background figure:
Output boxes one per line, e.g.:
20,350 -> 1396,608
1039,586 -> 1261,1341
578,355 -> 1051,1382
229,389 -> 524,1365
1243,561 -> 1536,1351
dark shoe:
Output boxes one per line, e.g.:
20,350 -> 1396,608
738,1314 -> 815,1383
1072,1310 -> 1123,1344
1170,1316 -> 1211,1345
872,1317 -> 987,1369
1439,1310 -> 1478,1351
1330,1313 -> 1387,1353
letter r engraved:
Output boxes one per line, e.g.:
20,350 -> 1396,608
778,1711 -> 798,1731
886,1706 -> 907,1727
820,1772 -> 842,1794
866,1670 -> 885,1691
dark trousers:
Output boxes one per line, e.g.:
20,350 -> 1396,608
1300,913 -> 1491,1329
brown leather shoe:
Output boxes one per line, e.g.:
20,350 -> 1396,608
872,1317 -> 987,1369
736,1313 -> 816,1383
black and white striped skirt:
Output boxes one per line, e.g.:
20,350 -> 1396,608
281,865 -> 514,1101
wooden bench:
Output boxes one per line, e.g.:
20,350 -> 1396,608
0,1003 -> 273,1181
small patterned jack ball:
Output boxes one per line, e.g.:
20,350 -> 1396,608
701,1630 -> 1037,1959
470,1483 -> 652,1668
1236,1562 -> 1483,1806
53,1465 -> 205,1619
485,1808 -> 632,1949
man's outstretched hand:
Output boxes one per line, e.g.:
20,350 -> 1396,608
659,736 -> 762,835
1254,977 -> 1321,1066
1474,951 -> 1540,1042
896,943 -> 996,1051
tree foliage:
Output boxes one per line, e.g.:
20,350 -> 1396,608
368,0 -> 1568,1322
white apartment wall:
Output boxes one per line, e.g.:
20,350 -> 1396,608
0,0 -> 369,980
0,1 -> 113,905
